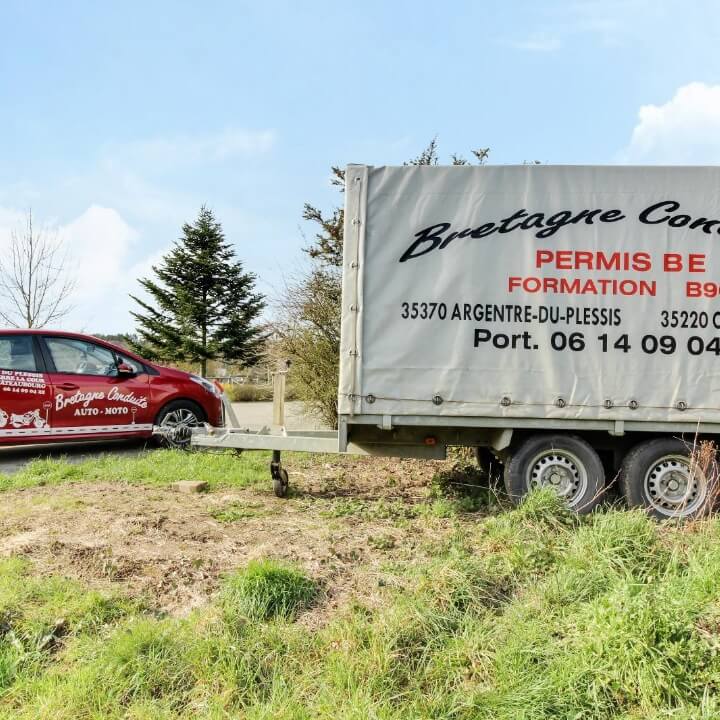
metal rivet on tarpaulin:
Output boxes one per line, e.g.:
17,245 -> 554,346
628,399 -> 639,410
555,397 -> 566,408
432,395 -> 443,406
676,400 -> 688,411
604,399 -> 614,409
500,396 -> 512,407
366,394 -> 376,404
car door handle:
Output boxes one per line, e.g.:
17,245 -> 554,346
57,382 -> 79,391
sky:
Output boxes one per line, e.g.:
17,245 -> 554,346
1,0 -> 720,333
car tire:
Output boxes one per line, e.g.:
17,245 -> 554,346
504,434 -> 605,514
155,399 -> 206,449
620,437 -> 714,520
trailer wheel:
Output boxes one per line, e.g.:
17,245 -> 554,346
273,468 -> 289,498
504,434 -> 605,514
270,450 -> 289,498
620,438 -> 713,520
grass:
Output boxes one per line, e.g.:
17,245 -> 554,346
0,448 -> 274,493
4,489 -> 720,717
209,501 -> 275,522
0,447 -> 337,495
221,560 -> 318,622
2,447 -> 720,717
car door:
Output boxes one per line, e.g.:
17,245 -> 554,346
0,334 -> 53,443
41,335 -> 153,438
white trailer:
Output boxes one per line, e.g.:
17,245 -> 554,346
192,164 -> 720,518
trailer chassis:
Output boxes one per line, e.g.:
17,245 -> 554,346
159,389 -> 720,513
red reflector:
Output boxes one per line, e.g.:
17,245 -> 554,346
424,436 -> 437,446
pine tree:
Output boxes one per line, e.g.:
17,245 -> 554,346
130,206 -> 265,376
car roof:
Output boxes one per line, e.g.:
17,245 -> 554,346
1,329 -> 93,336
0,329 -> 149,364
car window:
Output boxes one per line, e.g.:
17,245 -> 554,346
116,353 -> 145,375
0,335 -> 38,372
44,337 -> 117,376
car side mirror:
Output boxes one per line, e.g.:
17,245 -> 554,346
117,362 -> 135,376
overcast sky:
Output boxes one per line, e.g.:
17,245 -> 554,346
2,0 -> 720,333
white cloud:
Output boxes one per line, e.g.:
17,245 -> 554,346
0,205 -> 156,333
619,82 -> 720,163
0,207 -> 25,233
505,0 -> 674,52
58,206 -> 137,302
101,127 -> 276,171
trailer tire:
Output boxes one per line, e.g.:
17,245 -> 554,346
620,438 -> 714,520
474,447 -> 501,484
504,434 -> 605,514
273,468 -> 289,498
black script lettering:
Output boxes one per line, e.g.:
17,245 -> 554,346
399,223 -> 451,262
639,200 -> 680,225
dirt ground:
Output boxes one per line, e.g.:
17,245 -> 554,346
0,456 -> 480,621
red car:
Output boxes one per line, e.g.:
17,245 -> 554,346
0,330 -> 224,446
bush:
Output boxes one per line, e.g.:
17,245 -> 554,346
278,267 -> 341,428
222,383 -> 298,403
223,383 -> 274,402
221,560 -> 318,623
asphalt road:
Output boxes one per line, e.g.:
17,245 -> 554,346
228,400 -> 323,431
0,401 -> 323,475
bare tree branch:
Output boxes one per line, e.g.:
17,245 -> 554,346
0,210 -> 76,327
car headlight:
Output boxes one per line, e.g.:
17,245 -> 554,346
190,374 -> 223,398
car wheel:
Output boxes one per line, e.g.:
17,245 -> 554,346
504,434 -> 605,514
155,400 -> 205,449
620,438 -> 714,520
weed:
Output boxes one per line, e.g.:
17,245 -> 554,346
367,534 -> 396,551
320,498 -> 419,522
209,502 -> 272,523
221,560 -> 318,623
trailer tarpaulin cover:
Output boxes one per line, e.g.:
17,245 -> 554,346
339,164 -> 720,423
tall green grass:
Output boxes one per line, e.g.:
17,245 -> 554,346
0,449 -> 273,493
4,491 -> 720,718
222,560 -> 318,623
0,448 -> 336,494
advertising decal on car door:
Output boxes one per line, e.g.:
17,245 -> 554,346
42,336 -> 154,436
0,336 -> 54,438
